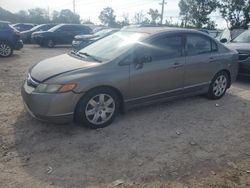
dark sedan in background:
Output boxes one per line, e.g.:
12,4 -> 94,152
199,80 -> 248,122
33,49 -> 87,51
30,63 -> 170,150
12,23 -> 35,32
21,24 -> 56,43
72,28 -> 119,51
31,24 -> 92,48
227,30 -> 250,76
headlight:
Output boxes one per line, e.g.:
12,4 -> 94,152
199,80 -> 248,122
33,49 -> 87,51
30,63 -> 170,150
34,83 -> 76,93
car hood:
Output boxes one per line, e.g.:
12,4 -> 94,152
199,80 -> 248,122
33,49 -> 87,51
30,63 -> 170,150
74,34 -> 98,40
30,53 -> 99,82
32,30 -> 52,35
21,30 -> 32,35
226,42 -> 250,52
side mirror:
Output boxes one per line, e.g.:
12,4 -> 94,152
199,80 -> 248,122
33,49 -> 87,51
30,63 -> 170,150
135,55 -> 152,64
220,38 -> 228,43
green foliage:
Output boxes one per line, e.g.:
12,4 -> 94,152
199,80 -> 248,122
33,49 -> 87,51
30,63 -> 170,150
52,9 -> 80,24
28,8 -> 50,24
132,11 -> 150,24
219,0 -> 250,29
99,7 -> 117,27
179,0 -> 218,28
148,9 -> 161,25
0,7 -> 80,24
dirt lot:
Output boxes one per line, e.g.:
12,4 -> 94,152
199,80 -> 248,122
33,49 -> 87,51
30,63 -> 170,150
0,45 -> 250,188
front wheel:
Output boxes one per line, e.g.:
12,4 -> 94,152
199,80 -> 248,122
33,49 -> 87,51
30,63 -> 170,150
0,42 -> 13,57
75,88 -> 120,129
45,39 -> 55,48
207,71 -> 229,99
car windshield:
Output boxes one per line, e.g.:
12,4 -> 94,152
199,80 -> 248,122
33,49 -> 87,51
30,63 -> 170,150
78,31 -> 147,62
48,24 -> 62,32
232,30 -> 250,43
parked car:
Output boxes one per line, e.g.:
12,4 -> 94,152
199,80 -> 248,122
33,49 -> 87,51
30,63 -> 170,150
226,30 -> 250,76
31,24 -> 92,48
217,28 -> 245,43
22,28 -> 238,128
72,28 -> 119,51
21,24 -> 56,44
12,23 -> 35,32
0,21 -> 23,57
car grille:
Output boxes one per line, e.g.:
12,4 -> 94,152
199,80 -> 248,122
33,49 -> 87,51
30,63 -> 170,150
238,52 -> 250,61
27,74 -> 40,88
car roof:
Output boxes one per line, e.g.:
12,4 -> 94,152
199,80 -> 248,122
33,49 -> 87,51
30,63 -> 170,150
122,26 -> 204,35
0,21 -> 11,24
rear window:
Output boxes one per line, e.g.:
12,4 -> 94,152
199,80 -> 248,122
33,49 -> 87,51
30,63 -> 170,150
186,34 -> 217,56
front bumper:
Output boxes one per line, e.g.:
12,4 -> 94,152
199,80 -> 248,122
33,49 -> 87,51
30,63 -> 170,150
21,81 -> 83,124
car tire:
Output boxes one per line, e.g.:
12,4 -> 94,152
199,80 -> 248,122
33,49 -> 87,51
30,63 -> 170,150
207,71 -> 229,100
75,88 -> 120,129
0,42 -> 13,57
45,39 -> 55,48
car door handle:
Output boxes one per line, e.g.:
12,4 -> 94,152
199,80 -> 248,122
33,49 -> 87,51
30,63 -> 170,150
171,62 -> 183,68
135,62 -> 144,70
209,57 -> 217,62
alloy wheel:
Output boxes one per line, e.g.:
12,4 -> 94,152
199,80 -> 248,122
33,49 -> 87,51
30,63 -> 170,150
85,94 -> 115,125
47,40 -> 54,48
213,75 -> 227,97
0,44 -> 12,57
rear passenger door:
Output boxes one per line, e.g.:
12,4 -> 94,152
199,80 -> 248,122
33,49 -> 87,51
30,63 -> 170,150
184,34 -> 220,87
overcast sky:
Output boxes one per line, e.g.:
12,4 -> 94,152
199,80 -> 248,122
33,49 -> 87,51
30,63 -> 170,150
0,0 -> 227,28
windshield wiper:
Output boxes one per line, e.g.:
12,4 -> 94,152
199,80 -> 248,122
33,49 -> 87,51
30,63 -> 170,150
78,52 -> 102,62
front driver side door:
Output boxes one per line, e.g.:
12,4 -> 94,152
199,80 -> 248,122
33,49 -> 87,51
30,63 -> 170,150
129,35 -> 185,100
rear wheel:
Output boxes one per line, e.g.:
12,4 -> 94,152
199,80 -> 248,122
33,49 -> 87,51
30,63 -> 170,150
207,71 -> 229,99
0,42 -> 13,57
75,88 -> 120,129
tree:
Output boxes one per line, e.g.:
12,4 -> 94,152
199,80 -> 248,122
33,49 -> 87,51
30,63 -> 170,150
219,0 -> 250,29
179,0 -> 218,28
81,18 -> 93,24
132,11 -> 150,24
99,7 -> 117,27
16,10 -> 30,22
52,9 -> 80,24
120,13 -> 130,26
28,8 -> 50,24
148,9 -> 160,25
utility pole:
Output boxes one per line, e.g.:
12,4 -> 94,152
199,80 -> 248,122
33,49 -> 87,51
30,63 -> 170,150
159,0 -> 167,25
73,0 -> 75,14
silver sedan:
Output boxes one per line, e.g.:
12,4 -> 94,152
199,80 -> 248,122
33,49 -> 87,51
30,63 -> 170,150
22,27 -> 239,128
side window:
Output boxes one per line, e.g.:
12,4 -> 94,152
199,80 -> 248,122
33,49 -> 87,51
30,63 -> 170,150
79,26 -> 91,34
136,36 -> 183,61
186,34 -> 212,56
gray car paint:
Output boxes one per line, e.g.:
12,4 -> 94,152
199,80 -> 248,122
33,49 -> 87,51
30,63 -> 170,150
22,28 -> 239,123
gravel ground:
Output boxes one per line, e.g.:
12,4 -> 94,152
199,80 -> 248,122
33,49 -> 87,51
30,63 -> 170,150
0,45 -> 250,188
